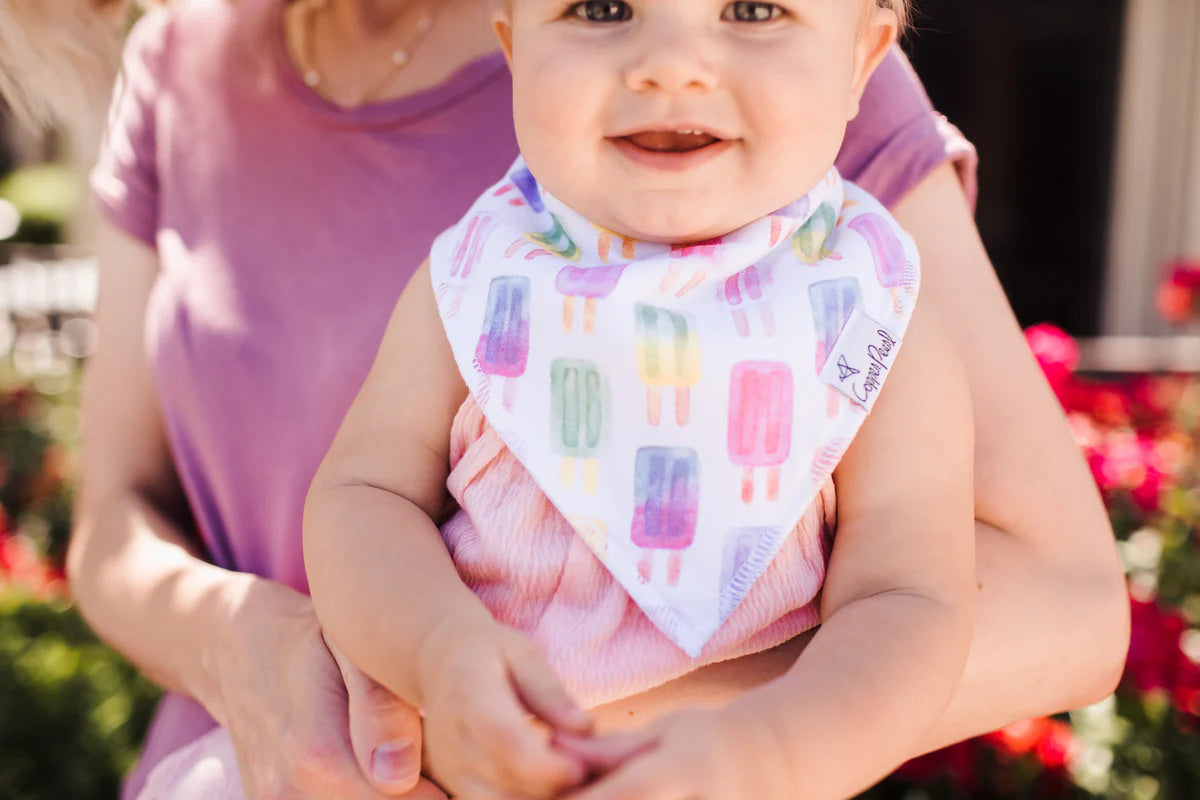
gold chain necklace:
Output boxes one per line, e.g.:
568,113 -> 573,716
297,0 -> 437,105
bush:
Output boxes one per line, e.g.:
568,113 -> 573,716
0,582 -> 160,800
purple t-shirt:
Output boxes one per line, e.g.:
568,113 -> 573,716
90,0 -> 976,794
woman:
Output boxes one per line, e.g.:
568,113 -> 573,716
0,0 -> 1129,798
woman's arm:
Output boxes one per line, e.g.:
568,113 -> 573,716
586,163 -> 1129,752
67,221 -> 440,800
731,301 -> 977,800
893,163 -> 1130,750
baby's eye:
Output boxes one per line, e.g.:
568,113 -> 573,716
722,1 -> 784,22
567,1 -> 633,22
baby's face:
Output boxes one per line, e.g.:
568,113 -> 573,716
496,0 -> 897,243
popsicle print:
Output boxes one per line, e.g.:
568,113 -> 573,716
475,276 -> 531,410
728,361 -> 794,503
808,277 -> 862,417
530,213 -> 581,261
634,304 -> 702,426
631,447 -> 700,586
551,359 -> 607,493
439,214 -> 496,316
792,202 -> 841,265
660,236 -> 723,297
594,224 -> 637,263
510,167 -> 545,212
505,211 -> 582,262
555,263 -> 629,333
567,515 -> 609,560
718,527 -> 778,618
718,264 -> 776,337
849,213 -> 911,314
812,437 -> 852,485
450,214 -> 494,279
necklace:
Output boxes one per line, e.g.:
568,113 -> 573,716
297,0 -> 437,105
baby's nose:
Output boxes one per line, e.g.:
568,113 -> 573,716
622,32 -> 720,94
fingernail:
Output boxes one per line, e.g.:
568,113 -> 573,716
372,741 -> 419,785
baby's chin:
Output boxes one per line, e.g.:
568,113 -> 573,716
594,208 -> 760,246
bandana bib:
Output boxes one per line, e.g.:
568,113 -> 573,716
429,158 -> 920,656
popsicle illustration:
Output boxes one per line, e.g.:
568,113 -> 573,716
718,527 -> 778,618
812,437 -> 852,485
728,361 -> 794,503
475,275 -> 531,410
551,359 -> 606,493
525,213 -> 581,261
792,202 -> 841,264
631,447 -> 700,586
567,515 -> 609,560
660,236 -> 723,297
849,213 -> 911,313
635,304 -> 702,426
510,167 -> 545,212
808,277 -> 862,417
719,264 -> 776,337
594,223 -> 637,263
450,214 -> 494,279
555,263 -> 629,333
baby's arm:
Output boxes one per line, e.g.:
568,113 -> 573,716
304,262 -> 590,798
566,302 -> 975,800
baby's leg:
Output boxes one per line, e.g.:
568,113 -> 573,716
135,727 -> 245,800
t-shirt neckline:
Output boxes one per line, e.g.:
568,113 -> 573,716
267,0 -> 508,128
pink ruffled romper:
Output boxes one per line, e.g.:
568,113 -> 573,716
442,396 -> 838,708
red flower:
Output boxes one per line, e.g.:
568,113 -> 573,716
1174,657 -> 1200,717
1157,277 -> 1194,323
1085,431 -> 1172,508
1157,258 -> 1200,323
1128,599 -> 1185,695
1034,720 -> 1078,769
895,740 -> 978,791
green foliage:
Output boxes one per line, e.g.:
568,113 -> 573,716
0,164 -> 81,245
0,587 -> 160,800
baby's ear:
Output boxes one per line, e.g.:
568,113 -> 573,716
493,4 -> 515,69
848,6 -> 899,118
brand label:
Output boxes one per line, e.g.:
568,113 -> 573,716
818,308 -> 903,412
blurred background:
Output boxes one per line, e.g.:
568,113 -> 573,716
1,1 -> 1199,798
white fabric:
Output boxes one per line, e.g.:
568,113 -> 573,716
430,157 -> 920,655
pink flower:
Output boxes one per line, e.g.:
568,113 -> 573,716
1025,324 -> 1080,393
1157,258 -> 1200,323
1126,598 -> 1186,694
1157,277 -> 1194,323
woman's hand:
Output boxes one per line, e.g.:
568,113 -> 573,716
214,578 -> 446,799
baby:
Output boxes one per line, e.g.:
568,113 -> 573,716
149,1 -> 976,799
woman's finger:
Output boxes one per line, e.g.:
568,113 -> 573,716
326,634 -> 428,796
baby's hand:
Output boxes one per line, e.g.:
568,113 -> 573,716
558,708 -> 793,800
416,617 -> 592,799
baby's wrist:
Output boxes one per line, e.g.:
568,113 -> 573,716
413,608 -> 500,708
718,704 -> 798,799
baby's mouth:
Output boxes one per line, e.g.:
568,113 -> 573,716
619,130 -> 724,153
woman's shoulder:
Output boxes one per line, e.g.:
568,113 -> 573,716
122,0 -> 277,81
836,47 -> 977,210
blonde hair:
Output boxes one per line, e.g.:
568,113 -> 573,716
0,0 -> 125,136
882,0 -> 912,33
